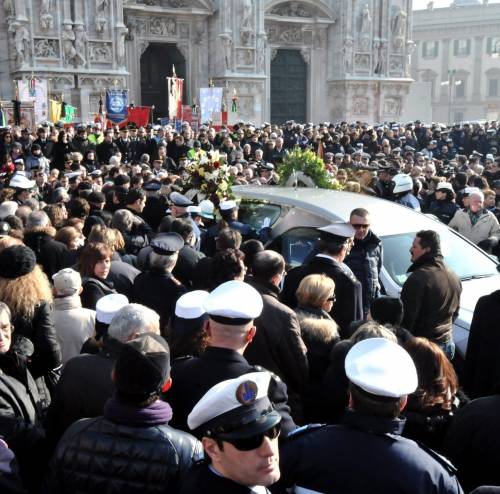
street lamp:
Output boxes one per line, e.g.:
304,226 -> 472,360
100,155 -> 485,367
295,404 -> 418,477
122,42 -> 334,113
440,69 -> 462,124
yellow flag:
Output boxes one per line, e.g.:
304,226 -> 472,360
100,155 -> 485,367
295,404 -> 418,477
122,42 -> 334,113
49,99 -> 62,123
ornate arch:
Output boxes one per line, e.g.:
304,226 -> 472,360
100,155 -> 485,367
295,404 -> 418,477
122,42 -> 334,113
265,0 -> 336,22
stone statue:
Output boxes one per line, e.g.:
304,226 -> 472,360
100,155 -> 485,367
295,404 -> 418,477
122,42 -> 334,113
13,23 -> 30,65
3,0 -> 14,16
116,27 -> 128,66
96,0 -> 109,32
360,4 -> 371,35
427,2 -> 434,11
62,23 -> 77,64
220,33 -> 233,71
257,35 -> 267,73
74,25 -> 87,64
40,0 -> 53,30
342,38 -> 354,74
374,40 -> 386,74
240,0 -> 253,46
194,20 -> 204,45
405,41 -> 415,77
392,7 -> 407,38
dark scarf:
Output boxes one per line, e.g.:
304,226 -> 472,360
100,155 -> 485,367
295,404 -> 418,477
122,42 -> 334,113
104,397 -> 173,426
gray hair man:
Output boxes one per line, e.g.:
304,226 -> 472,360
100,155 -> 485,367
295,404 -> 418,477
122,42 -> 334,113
45,303 -> 160,444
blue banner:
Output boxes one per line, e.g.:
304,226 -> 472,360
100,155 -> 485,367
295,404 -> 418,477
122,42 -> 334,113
106,89 -> 128,123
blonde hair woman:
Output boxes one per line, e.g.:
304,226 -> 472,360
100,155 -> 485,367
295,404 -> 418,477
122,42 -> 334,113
0,245 -> 61,401
295,274 -> 340,422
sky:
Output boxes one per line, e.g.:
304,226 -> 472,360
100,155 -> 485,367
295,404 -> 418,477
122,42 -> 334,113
413,0 -> 500,10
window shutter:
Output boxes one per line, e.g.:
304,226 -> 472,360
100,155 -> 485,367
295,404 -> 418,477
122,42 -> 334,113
423,41 -> 428,57
454,40 -> 459,55
466,39 -> 471,55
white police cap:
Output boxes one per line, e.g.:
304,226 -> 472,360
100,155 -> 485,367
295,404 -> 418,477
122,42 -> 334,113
464,187 -> 481,196
436,182 -> 454,192
96,293 -> 129,324
345,338 -> 418,398
9,174 -> 35,189
187,205 -> 202,215
219,200 -> 238,212
318,222 -> 356,241
187,371 -> 280,437
175,290 -> 210,319
169,191 -> 193,207
199,199 -> 215,219
203,280 -> 263,324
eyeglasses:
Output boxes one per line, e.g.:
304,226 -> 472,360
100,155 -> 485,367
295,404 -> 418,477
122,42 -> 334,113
352,224 -> 370,229
219,424 -> 281,451
327,295 -> 336,303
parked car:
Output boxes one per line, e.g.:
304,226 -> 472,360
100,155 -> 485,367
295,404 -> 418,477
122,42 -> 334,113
233,186 -> 500,358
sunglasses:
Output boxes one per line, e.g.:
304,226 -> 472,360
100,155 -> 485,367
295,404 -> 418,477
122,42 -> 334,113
219,424 -> 281,451
327,295 -> 336,303
352,224 -> 370,229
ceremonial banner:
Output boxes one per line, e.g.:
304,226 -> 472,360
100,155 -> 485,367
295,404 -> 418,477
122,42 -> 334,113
17,79 -> 48,124
199,87 -> 223,124
128,106 -> 151,127
106,89 -> 128,123
0,101 -> 35,129
167,77 -> 183,120
63,105 -> 76,123
49,99 -> 62,123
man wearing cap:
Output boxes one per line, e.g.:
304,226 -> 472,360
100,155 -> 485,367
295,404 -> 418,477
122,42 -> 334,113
282,223 -> 363,338
180,372 -> 281,493
428,182 -> 460,225
46,303 -> 160,444
132,233 -> 187,331
9,173 -> 36,205
46,333 -> 202,493
52,268 -> 96,364
168,280 -> 296,437
169,191 -> 201,249
277,338 -> 463,494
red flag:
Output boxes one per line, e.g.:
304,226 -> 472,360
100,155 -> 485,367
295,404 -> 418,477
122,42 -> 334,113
176,79 -> 183,119
127,106 -> 151,127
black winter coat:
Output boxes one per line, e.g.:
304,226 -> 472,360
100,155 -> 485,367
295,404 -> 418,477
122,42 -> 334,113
23,229 -> 69,279
167,346 -> 296,437
244,278 -> 308,421
0,336 -> 47,492
44,411 -> 202,494
80,276 -> 116,310
463,290 -> 500,399
401,254 -> 461,343
428,200 -> 460,225
444,394 -> 500,493
345,230 -> 382,316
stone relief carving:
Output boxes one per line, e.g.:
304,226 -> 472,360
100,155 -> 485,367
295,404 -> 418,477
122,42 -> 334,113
389,55 -> 404,76
236,48 -> 253,67
300,48 -> 310,65
384,96 -> 401,115
270,2 -> 313,17
40,0 -> 53,31
179,23 -> 190,39
79,75 -> 126,88
88,42 -> 112,63
96,0 -> 109,33
61,24 -> 78,65
167,0 -> 188,6
150,17 -> 176,36
219,33 -> 233,71
240,0 -> 254,46
342,38 -> 354,74
355,53 -> 370,71
256,34 -> 267,73
352,96 -> 369,115
34,38 -> 59,58
10,22 -> 30,66
51,76 -> 74,88
392,36 -> 404,53
237,95 -> 254,116
313,30 -> 326,49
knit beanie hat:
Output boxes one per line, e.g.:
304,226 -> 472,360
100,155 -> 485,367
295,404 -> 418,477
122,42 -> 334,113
0,245 -> 37,279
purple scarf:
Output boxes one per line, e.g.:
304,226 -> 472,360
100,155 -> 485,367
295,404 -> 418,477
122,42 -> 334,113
104,397 -> 173,427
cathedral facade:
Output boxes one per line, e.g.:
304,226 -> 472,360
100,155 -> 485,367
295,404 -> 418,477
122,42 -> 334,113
0,0 -> 413,125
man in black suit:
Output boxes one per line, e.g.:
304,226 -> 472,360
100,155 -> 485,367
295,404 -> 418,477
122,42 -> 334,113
281,223 -> 363,338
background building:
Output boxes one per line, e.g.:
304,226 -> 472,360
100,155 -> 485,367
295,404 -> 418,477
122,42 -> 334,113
412,0 -> 500,123
0,0 -> 414,125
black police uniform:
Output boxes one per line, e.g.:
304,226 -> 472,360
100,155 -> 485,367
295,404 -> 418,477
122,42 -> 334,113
180,463 -> 271,494
281,255 -> 363,338
132,270 -> 187,334
167,347 -> 296,437
276,411 -> 463,494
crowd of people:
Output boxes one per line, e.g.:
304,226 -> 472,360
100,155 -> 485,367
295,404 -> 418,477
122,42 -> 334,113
0,116 -> 499,493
